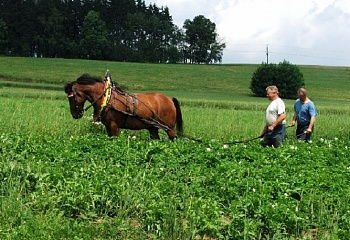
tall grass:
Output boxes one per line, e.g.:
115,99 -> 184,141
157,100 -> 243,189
0,95 -> 86,137
1,56 -> 350,141
1,58 -> 349,141
0,91 -> 348,142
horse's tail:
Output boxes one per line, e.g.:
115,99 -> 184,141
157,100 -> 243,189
172,97 -> 183,135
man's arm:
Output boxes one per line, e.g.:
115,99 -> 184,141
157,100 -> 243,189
306,116 -> 316,133
268,113 -> 286,131
289,112 -> 297,126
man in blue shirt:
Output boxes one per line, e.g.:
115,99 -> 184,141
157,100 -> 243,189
289,88 -> 317,141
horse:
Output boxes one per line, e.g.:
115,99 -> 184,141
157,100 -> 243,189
64,73 -> 183,140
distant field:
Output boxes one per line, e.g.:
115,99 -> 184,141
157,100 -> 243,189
1,56 -> 349,99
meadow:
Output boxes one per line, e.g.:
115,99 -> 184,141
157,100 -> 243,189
0,57 -> 349,239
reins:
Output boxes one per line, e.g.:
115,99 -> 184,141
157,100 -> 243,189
224,126 -> 309,145
82,84 -> 307,144
224,136 -> 262,145
105,88 -> 202,142
68,87 -> 102,118
73,72 -> 307,145
70,74 -> 111,115
83,91 -> 105,112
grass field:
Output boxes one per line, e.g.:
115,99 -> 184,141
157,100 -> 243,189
1,56 -> 349,140
0,57 -> 350,239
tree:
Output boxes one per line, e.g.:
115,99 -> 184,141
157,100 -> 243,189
275,60 -> 305,98
0,18 -> 9,54
250,60 -> 305,99
183,15 -> 225,64
207,39 -> 226,64
164,25 -> 185,63
36,0 -> 70,58
79,10 -> 110,60
0,0 -> 223,63
123,4 -> 176,63
0,0 -> 38,56
102,0 -> 138,61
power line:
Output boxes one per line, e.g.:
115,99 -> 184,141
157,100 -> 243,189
269,44 -> 350,55
224,44 -> 350,63
227,43 -> 350,55
269,51 -> 350,61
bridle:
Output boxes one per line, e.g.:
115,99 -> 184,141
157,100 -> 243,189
67,84 -> 106,118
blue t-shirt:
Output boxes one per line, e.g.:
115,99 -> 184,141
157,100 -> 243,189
294,99 -> 317,125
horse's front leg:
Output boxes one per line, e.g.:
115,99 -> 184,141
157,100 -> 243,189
105,121 -> 120,137
166,129 -> 177,141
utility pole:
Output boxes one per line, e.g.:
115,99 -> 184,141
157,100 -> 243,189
266,44 -> 269,64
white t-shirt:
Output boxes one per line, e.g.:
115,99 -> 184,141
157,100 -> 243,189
265,98 -> 286,126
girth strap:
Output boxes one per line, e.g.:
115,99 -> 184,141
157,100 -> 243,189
103,88 -> 172,131
125,92 -> 138,116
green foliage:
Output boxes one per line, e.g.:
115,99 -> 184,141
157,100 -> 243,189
0,132 -> 349,239
80,11 -> 111,60
183,15 -> 225,64
250,63 -> 276,97
166,45 -> 182,63
276,61 -> 305,98
0,1 -> 223,64
36,1 -> 70,58
0,18 -> 8,54
250,60 -> 305,99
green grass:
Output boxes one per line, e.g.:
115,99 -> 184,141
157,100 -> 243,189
1,57 -> 349,101
1,130 -> 349,239
1,57 -> 349,141
298,65 -> 350,101
0,57 -> 349,239
2,57 -> 349,100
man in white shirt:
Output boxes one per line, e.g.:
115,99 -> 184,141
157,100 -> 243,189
259,85 -> 286,148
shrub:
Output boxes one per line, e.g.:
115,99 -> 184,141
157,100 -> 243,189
250,60 -> 305,99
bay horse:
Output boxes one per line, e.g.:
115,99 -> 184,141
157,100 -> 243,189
64,73 -> 183,140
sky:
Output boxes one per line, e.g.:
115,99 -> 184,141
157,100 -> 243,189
144,0 -> 350,66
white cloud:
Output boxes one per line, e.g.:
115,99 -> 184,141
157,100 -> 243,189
144,0 -> 350,66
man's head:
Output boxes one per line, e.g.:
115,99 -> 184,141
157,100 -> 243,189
297,88 -> 307,101
266,85 -> 279,101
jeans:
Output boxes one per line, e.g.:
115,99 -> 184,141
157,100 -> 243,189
296,123 -> 313,141
261,124 -> 286,148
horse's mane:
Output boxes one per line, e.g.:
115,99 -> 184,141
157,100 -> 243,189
76,74 -> 103,84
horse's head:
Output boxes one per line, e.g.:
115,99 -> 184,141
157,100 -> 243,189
64,82 -> 86,119
64,74 -> 105,120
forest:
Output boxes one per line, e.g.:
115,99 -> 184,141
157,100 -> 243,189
0,0 -> 225,64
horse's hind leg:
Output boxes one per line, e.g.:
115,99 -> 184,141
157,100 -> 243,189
148,127 -> 160,140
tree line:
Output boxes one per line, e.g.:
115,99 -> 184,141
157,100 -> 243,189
0,0 -> 225,64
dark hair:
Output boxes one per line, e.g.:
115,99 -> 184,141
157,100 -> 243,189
76,74 -> 103,84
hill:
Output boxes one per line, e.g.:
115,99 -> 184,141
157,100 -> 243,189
0,57 -> 349,102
